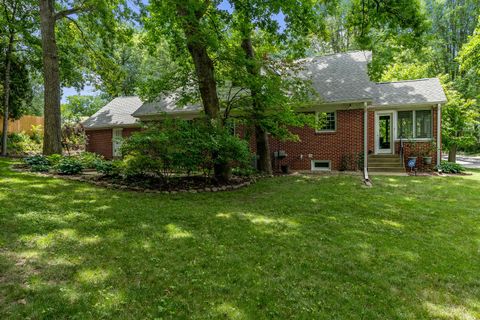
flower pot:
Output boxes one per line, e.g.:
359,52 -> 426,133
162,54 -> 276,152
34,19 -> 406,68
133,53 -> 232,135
423,156 -> 432,165
407,156 -> 417,169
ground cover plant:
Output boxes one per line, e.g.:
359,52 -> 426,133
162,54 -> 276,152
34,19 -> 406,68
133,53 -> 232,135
1,158 -> 479,319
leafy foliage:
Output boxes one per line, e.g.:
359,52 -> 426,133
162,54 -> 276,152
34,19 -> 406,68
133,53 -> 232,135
6,132 -> 42,155
120,120 -> 251,180
61,95 -> 107,122
95,159 -> 123,177
56,156 -> 84,175
24,154 -> 50,167
61,122 -> 87,155
74,151 -> 103,169
435,161 -> 466,174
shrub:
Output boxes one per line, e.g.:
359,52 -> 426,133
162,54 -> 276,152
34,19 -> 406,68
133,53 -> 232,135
75,152 -> 103,169
120,120 -> 251,180
232,166 -> 256,177
47,154 -> 63,167
6,132 -> 42,155
61,122 -> 87,155
95,160 -> 123,177
31,164 -> 50,172
24,154 -> 50,167
56,157 -> 84,175
435,161 -> 466,174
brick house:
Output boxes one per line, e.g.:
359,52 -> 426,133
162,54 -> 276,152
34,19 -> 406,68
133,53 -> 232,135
83,51 -> 447,174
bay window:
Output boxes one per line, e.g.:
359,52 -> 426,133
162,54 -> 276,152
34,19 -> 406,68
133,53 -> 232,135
396,110 -> 432,139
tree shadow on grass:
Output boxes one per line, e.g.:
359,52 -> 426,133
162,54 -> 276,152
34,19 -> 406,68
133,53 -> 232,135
1,160 -> 480,319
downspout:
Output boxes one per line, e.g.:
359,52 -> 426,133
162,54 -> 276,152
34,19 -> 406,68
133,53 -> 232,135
437,103 -> 442,168
363,102 -> 371,185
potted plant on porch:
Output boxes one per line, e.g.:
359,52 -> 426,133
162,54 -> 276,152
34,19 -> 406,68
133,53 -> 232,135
406,139 -> 419,163
421,142 -> 436,165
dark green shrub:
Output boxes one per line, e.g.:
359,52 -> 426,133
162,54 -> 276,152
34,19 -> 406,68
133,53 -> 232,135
30,164 -> 50,172
24,155 -> 50,167
57,157 -> 84,175
120,120 -> 251,179
95,160 -> 123,177
75,152 -> 103,169
435,161 -> 466,173
232,166 -> 256,177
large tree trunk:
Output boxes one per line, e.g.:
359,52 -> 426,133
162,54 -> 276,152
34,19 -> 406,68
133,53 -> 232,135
176,2 -> 220,121
39,0 -> 62,155
176,1 -> 229,182
1,33 -> 14,156
448,143 -> 457,163
241,36 -> 272,174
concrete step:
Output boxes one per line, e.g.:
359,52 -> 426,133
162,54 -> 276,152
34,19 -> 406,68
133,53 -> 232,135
369,167 -> 406,173
369,154 -> 400,159
368,163 -> 403,168
368,159 -> 402,165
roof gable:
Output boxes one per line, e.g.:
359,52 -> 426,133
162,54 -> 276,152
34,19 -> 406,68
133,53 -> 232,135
82,96 -> 143,129
297,51 -> 376,103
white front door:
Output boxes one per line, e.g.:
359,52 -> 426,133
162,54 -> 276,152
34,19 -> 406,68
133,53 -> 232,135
112,128 -> 123,157
375,112 -> 393,154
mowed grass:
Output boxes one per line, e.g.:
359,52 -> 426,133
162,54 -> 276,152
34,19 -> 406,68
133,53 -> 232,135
1,159 -> 480,319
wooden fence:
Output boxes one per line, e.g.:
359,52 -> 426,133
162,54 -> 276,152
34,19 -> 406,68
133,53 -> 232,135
0,115 -> 44,134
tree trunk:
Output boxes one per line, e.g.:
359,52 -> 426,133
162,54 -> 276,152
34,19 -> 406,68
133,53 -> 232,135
175,2 -> 228,181
241,37 -> 273,174
1,33 -> 14,156
176,3 -> 220,121
448,144 -> 457,163
39,0 -> 62,155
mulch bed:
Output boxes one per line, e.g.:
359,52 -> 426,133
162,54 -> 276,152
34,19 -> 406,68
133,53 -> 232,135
10,164 -> 258,193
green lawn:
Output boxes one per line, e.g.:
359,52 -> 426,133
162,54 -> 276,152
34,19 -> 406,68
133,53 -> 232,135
1,159 -> 480,319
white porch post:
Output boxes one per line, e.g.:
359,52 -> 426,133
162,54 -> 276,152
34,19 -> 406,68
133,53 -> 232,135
364,102 -> 369,180
437,103 -> 442,166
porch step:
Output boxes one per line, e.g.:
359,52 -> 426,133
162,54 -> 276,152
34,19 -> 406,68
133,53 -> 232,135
369,154 -> 399,159
368,166 -> 406,173
369,158 -> 402,165
368,154 -> 405,173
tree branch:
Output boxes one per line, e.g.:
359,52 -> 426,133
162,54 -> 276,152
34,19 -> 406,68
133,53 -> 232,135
54,6 -> 89,20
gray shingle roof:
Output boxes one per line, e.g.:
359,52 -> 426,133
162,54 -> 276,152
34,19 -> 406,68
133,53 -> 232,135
132,92 -> 202,118
82,52 -> 448,128
374,78 -> 447,106
82,96 -> 143,129
298,51 -> 376,103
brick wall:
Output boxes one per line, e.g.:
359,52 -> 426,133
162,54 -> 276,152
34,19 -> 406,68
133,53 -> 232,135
243,106 -> 439,172
86,127 -> 140,159
240,109 -> 373,171
86,129 -> 113,159
86,106 -> 439,171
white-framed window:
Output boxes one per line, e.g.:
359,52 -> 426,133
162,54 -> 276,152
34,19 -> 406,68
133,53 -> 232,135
316,111 -> 336,132
396,110 -> 432,139
112,128 -> 123,157
311,160 -> 331,171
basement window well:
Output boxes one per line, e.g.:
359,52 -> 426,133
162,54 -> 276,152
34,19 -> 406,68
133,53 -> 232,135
311,160 -> 331,171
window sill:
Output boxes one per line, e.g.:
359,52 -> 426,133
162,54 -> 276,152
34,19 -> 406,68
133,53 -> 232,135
395,138 -> 433,142
315,130 -> 337,134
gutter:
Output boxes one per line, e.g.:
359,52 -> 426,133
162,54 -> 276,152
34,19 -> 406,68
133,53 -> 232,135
437,103 -> 442,167
363,102 -> 372,186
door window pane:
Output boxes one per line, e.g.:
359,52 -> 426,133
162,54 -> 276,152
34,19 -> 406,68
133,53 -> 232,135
397,111 -> 413,139
379,115 -> 391,149
415,110 -> 432,138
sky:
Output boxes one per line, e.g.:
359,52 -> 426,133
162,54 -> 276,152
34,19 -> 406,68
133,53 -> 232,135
61,0 -> 286,103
